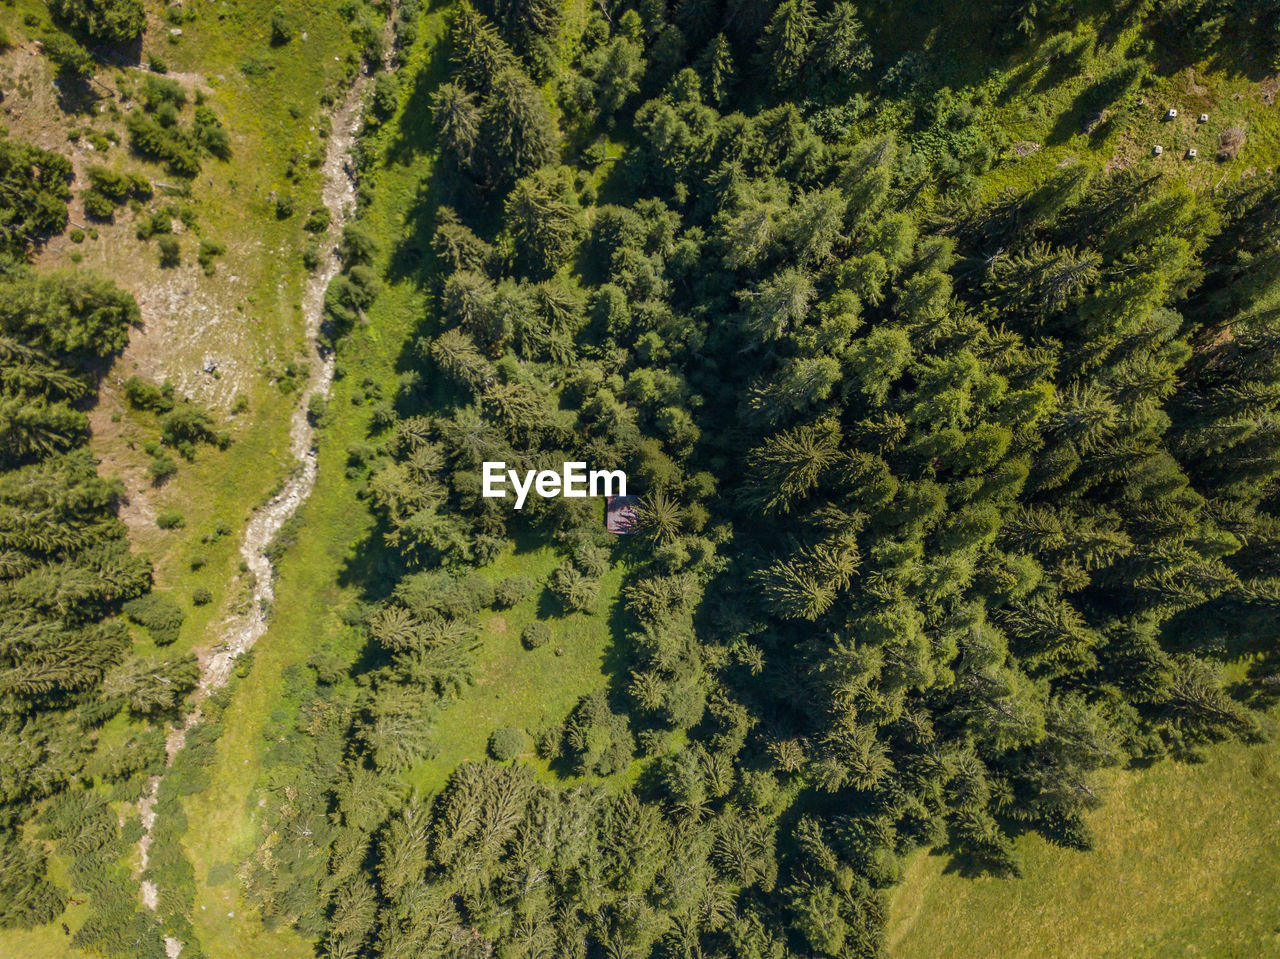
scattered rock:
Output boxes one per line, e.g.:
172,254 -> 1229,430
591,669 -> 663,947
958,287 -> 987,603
1012,140 -> 1041,157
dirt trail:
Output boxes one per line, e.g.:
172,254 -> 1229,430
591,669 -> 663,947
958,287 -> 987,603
132,54 -> 375,949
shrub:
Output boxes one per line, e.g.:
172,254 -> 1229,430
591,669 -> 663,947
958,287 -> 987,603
69,228 -> 85,243
340,222 -> 377,264
161,403 -> 220,457
136,209 -> 172,240
495,576 -> 533,608
192,587 -> 212,606
489,727 -> 525,761
197,238 -> 225,275
193,106 -> 231,159
371,73 -> 398,120
148,452 -> 178,483
157,235 -> 180,267
83,190 -> 117,219
156,509 -> 185,529
270,5 -> 295,44
123,375 -> 175,412
522,621 -> 551,650
303,207 -> 331,233
123,594 -> 185,645
126,111 -> 202,176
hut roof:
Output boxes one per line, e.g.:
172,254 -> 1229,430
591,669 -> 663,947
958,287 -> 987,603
606,495 -> 641,534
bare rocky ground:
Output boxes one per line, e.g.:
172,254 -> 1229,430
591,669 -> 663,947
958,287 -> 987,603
3,44 -> 291,535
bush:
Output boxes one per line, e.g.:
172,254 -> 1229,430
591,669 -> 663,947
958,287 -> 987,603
123,593 -> 185,645
148,452 -> 178,483
192,587 -> 212,606
371,73 -> 398,120
495,576 -> 533,608
69,228 -> 85,243
126,110 -> 202,176
156,509 -> 185,529
489,727 -> 525,761
123,375 -> 175,412
522,621 -> 552,650
157,235 -> 180,267
340,222 -> 377,264
197,238 -> 225,275
303,206 -> 331,233
193,106 -> 231,159
161,403 -> 220,458
270,5 -> 295,44
83,190 -> 117,219
136,208 -> 172,240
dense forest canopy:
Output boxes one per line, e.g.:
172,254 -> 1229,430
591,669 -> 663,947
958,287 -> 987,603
0,127 -> 190,952
238,0 -> 1280,958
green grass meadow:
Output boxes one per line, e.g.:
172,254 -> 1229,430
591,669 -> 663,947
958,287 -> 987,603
887,737 -> 1280,959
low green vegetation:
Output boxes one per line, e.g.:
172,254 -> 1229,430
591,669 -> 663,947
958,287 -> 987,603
886,735 -> 1280,959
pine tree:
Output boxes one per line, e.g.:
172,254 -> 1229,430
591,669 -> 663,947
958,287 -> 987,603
757,0 -> 815,93
479,67 -> 559,184
431,82 -> 482,171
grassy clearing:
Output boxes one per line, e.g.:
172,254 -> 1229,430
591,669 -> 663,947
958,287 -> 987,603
886,736 -> 1280,959
178,454 -> 376,959
174,13 -> 451,949
403,544 -> 628,793
852,0 -> 1280,198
